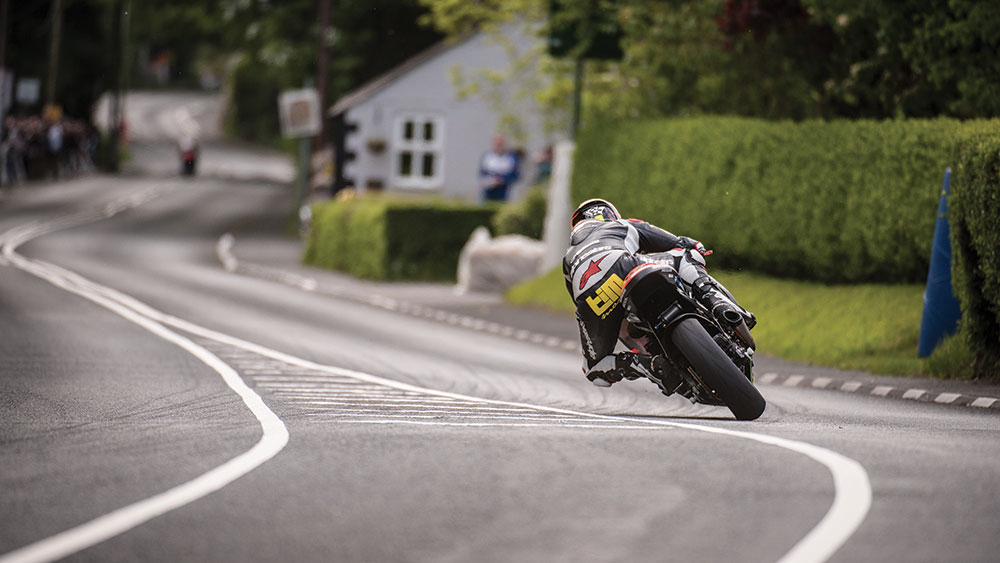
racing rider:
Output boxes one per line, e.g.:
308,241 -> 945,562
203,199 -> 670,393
562,198 -> 755,388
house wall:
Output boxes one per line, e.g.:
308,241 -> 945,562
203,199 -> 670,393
342,27 -> 560,203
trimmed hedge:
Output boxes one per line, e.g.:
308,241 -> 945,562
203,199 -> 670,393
303,197 -> 496,281
573,117 -> 996,284
951,132 -> 1000,379
492,184 -> 548,239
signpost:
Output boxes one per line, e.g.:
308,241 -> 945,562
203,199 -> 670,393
278,87 -> 321,230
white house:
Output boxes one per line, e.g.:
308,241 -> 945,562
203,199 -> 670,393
328,25 -> 562,202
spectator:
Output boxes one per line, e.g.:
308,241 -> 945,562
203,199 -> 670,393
2,116 -> 27,186
533,144 -> 553,185
478,133 -> 520,202
1,114 -> 97,183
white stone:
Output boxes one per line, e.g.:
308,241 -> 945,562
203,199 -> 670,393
456,226 -> 546,294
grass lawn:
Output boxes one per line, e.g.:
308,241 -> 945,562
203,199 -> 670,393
506,267 -> 973,379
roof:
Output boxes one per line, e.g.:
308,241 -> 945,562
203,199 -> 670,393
328,33 -> 478,117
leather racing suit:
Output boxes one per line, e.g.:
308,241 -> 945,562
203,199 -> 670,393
563,217 -> 698,370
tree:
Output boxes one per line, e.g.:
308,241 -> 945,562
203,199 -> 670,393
420,0 -> 1000,124
5,1 -> 109,119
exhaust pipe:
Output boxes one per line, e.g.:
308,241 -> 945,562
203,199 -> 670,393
720,307 -> 744,325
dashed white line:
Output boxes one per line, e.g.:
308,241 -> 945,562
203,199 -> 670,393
871,386 -> 894,397
841,381 -> 863,392
934,392 -> 961,404
784,375 -> 806,387
758,373 -> 779,384
971,397 -> 997,408
902,389 -> 927,401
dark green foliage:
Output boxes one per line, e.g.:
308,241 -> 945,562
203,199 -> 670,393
304,197 -> 496,281
226,60 -> 284,145
573,117 -> 996,284
950,131 -> 1000,379
5,2 -> 107,119
492,185 -> 548,239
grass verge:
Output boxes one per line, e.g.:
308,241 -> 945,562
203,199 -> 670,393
506,267 -> 974,379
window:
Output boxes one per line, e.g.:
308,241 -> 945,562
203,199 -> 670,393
393,113 -> 444,189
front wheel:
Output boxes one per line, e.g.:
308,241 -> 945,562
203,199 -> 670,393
670,318 -> 766,420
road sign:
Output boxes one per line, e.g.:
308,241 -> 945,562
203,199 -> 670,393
278,88 -> 321,139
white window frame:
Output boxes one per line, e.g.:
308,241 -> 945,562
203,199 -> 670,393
391,113 -> 445,190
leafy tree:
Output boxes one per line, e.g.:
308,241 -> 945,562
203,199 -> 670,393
803,0 -> 1000,118
5,1 -> 109,119
419,0 -> 1000,123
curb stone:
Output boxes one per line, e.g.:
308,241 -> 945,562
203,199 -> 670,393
755,372 -> 999,411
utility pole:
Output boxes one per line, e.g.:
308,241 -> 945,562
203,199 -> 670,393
314,0 -> 331,148
106,0 -> 123,172
46,0 -> 63,108
0,0 -> 9,73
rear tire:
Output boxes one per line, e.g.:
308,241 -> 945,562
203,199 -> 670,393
670,318 -> 766,420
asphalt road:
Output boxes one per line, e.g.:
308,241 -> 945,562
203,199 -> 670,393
1,93 -> 998,563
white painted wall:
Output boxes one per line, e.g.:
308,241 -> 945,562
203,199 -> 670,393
342,26 -> 561,202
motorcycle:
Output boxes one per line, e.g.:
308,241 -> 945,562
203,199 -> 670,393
617,249 -> 765,421
179,138 -> 198,176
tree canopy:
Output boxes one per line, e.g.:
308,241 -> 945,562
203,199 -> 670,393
419,0 -> 1000,122
6,0 -> 995,142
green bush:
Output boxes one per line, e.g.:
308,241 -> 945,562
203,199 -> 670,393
573,117 -> 996,284
304,196 -> 496,281
492,185 -> 549,239
950,130 -> 1000,379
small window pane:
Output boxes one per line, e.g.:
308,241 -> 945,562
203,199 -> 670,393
398,152 -> 413,176
423,121 -> 434,141
403,121 -> 414,140
421,154 -> 435,177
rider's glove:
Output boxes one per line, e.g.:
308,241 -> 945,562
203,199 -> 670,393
680,237 -> 713,256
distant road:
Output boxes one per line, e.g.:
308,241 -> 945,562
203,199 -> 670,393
93,90 -> 294,182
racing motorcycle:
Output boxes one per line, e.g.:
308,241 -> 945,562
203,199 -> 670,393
617,249 -> 765,421
178,137 -> 198,176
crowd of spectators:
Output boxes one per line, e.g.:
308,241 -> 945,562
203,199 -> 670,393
1,114 -> 99,186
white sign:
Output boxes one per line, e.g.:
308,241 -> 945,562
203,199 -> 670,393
278,88 -> 321,138
16,77 -> 40,105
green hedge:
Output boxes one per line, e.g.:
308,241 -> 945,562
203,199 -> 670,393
951,132 -> 1000,379
492,184 -> 548,239
303,197 -> 496,281
573,117 -> 996,284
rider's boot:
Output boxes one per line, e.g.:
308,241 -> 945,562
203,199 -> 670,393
585,352 -> 656,387
615,351 -> 654,380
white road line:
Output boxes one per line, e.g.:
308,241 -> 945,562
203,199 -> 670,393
266,387 -> 424,397
304,412 -> 594,421
812,377 -> 832,389
153,315 -> 872,563
272,395 -> 470,405
305,418 -> 667,430
0,198 -> 873,563
902,389 -> 927,400
0,198 -> 289,563
841,381 -> 863,392
258,382 -> 398,391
